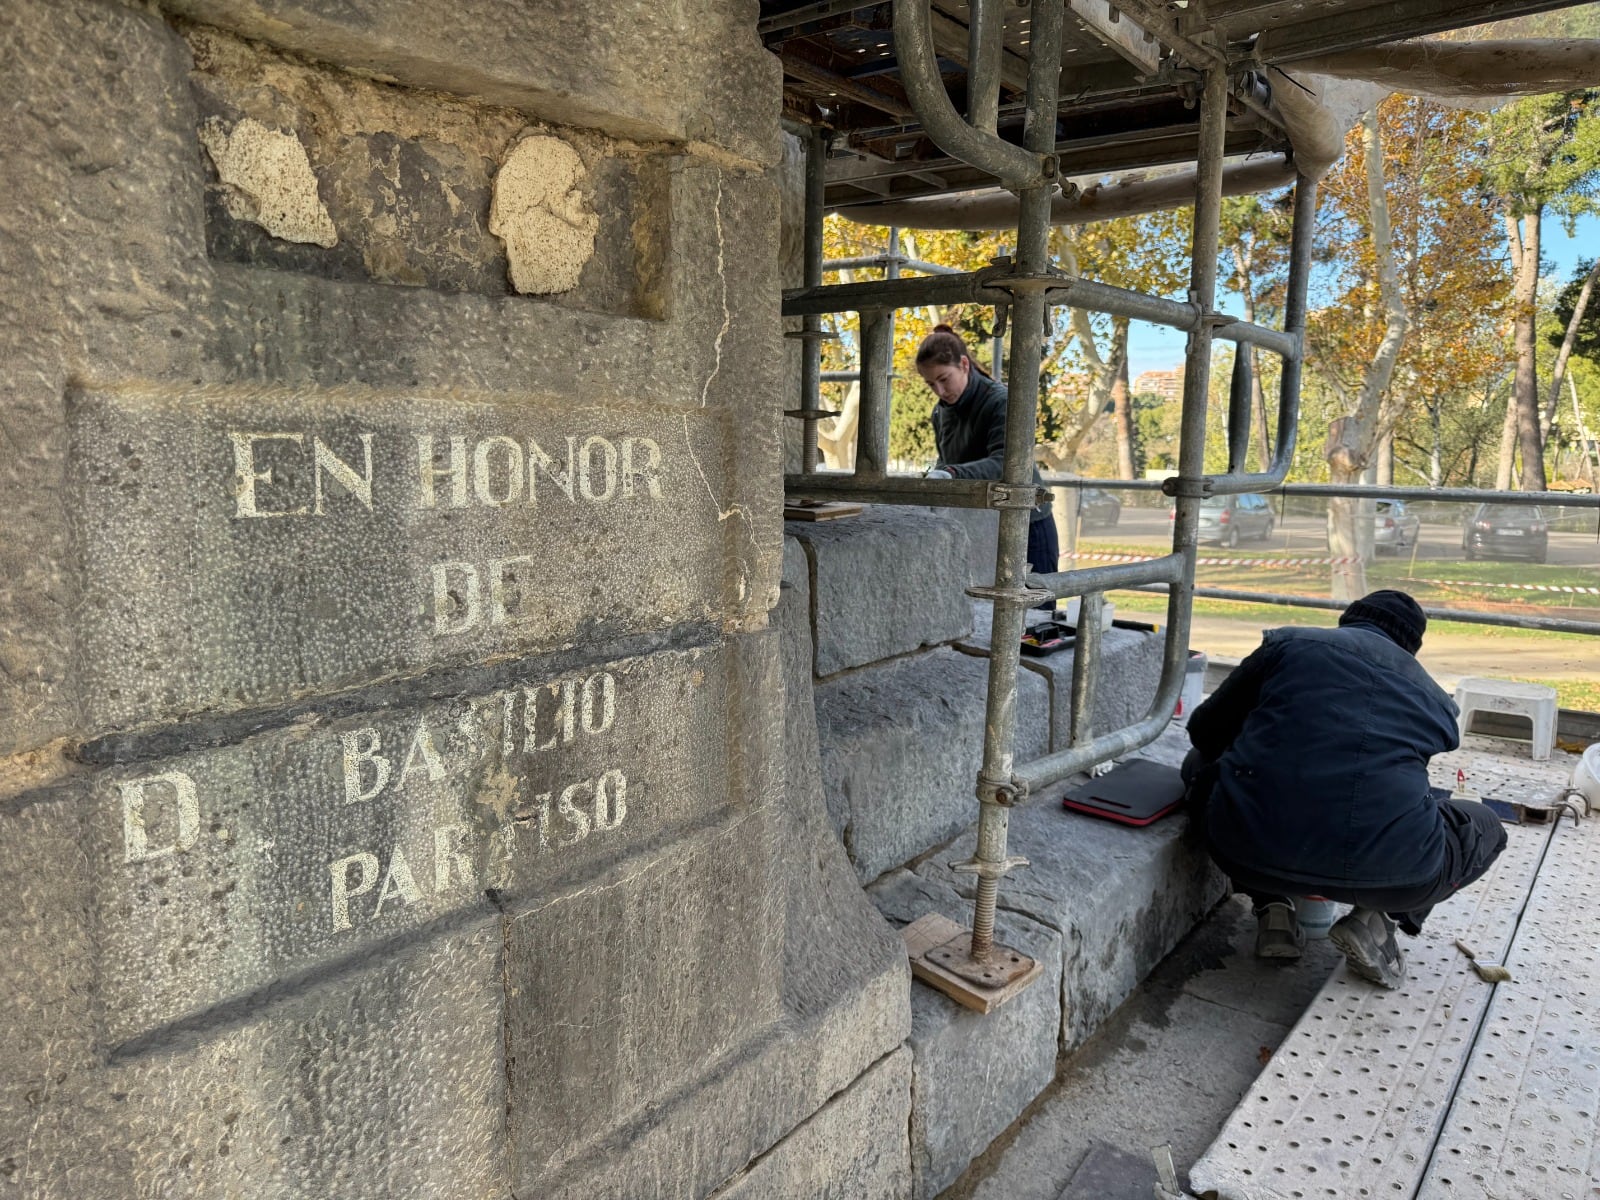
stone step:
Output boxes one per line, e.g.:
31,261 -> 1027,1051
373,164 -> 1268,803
964,600 -> 1166,754
815,645 -> 1050,883
867,720 -> 1225,1197
786,509 -> 973,678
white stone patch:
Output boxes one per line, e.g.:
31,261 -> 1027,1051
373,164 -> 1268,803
489,135 -> 599,295
198,117 -> 338,247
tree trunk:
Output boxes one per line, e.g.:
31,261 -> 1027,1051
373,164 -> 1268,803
1236,270 -> 1272,470
1324,112 -> 1409,603
1573,372 -> 1600,489
1543,257 -> 1600,439
1376,432 -> 1394,486
1429,404 -> 1443,488
1495,393 -> 1518,490
1112,352 -> 1136,479
1508,208 -> 1547,491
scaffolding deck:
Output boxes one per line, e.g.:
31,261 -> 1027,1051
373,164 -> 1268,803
1188,742 -> 1590,1200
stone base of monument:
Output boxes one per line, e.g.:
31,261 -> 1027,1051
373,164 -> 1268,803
963,601 -> 1166,753
815,647 -> 1050,883
865,724 -> 1226,1197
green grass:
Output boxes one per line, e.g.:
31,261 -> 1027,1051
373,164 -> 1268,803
1078,536 -> 1600,615
1106,592 -> 1600,710
1108,590 -> 1597,642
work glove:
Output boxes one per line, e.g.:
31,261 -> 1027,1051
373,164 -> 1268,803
926,468 -> 952,479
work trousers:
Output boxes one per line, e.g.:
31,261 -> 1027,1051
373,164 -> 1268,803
1027,516 -> 1059,611
1180,749 -> 1508,935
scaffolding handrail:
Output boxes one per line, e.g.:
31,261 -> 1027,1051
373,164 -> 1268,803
1043,478 -> 1600,509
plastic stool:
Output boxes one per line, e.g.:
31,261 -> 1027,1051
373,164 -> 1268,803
1453,677 -> 1557,760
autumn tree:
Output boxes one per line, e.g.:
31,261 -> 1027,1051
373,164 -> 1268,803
1218,192 -> 1296,470
1310,96 -> 1508,599
1483,88 -> 1600,491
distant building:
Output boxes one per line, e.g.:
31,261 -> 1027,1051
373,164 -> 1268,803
1133,368 -> 1184,401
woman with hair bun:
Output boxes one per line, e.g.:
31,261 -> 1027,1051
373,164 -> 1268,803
915,324 -> 1059,598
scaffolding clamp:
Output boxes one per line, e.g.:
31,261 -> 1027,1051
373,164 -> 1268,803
1162,474 -> 1215,499
976,773 -> 1024,808
987,481 -> 1051,510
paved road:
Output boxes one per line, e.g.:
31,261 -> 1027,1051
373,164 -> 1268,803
1072,506 -> 1599,570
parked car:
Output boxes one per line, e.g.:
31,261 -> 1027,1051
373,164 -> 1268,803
1189,493 -> 1275,547
1462,503 -> 1548,563
1373,499 -> 1422,555
1077,487 -> 1122,528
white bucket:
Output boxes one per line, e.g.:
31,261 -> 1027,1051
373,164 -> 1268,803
1573,744 -> 1600,810
1175,650 -> 1206,717
1294,896 -> 1346,940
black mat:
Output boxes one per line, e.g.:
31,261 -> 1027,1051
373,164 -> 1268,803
1062,758 -> 1187,827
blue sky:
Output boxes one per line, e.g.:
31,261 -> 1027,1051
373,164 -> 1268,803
1125,212 -> 1599,380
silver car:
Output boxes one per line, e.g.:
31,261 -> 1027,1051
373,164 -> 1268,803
1194,493 -> 1275,547
1373,500 -> 1421,555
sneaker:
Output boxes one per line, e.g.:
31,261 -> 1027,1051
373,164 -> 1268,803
1329,907 -> 1407,988
1254,902 -> 1305,960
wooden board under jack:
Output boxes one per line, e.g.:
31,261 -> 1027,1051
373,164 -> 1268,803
901,912 -> 1044,1014
783,501 -> 862,521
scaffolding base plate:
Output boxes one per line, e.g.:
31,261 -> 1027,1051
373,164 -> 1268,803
902,913 -> 1042,1014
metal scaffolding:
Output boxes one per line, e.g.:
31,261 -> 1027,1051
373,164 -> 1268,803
783,0 -> 1319,999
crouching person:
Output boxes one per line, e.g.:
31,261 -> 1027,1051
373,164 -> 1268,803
1180,590 -> 1507,988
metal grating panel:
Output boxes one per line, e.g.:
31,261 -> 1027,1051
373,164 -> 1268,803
1189,747 -> 1580,1200
1418,814 -> 1600,1200
1188,825 -> 1556,1199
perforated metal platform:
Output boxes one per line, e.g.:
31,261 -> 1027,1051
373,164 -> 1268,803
1188,744 -> 1588,1200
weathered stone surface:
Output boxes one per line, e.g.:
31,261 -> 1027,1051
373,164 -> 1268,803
912,793 -> 1226,1051
0,786 -> 509,1198
163,0 -> 781,164
491,135 -> 601,294
505,544 -> 912,1199
189,27 -> 665,309
710,1047 -> 913,1200
787,507 -> 973,678
816,646 -> 1049,881
869,872 -> 1064,1200
506,809 -> 786,1189
963,602 -> 1166,752
70,384 -> 736,730
2,2 -> 783,756
89,637 -> 768,1046
945,506 -> 1002,586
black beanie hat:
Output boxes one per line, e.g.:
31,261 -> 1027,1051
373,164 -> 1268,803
1339,589 -> 1426,655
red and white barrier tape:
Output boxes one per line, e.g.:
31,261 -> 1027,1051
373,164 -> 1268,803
1061,552 -> 1599,595
1414,578 -> 1600,596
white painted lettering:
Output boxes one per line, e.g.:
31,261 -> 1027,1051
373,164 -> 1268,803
578,436 -> 618,502
312,435 -> 375,514
534,792 -> 553,849
340,728 -> 392,803
120,771 -> 201,863
489,555 -> 536,625
473,435 -> 525,507
555,780 -> 593,845
593,769 -> 627,831
330,851 -> 380,931
621,437 -> 663,499
417,435 -> 469,508
373,847 -> 423,914
432,561 -> 482,634
231,431 -> 308,518
397,718 -> 447,788
581,672 -> 616,735
528,437 -> 576,505
433,823 -> 475,892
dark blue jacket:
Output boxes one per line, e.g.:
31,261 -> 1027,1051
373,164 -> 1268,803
1187,623 -> 1460,892
931,372 -> 1050,522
